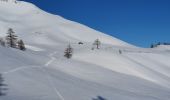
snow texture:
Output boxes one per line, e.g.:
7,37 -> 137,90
0,1 -> 170,100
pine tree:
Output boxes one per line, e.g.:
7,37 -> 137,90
17,39 -> 26,51
0,74 -> 7,96
93,39 -> 101,49
6,28 -> 18,48
64,44 -> 73,59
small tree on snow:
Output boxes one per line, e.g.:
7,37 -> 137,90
0,74 -> 7,96
17,39 -> 26,51
6,28 -> 18,48
64,44 -> 73,59
93,39 -> 101,49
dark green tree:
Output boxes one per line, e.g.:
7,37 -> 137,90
17,39 -> 26,51
6,28 -> 18,48
64,44 -> 73,59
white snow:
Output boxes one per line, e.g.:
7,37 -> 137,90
26,45 -> 44,51
0,1 -> 170,100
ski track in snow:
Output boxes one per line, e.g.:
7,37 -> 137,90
45,51 -> 58,66
2,66 -> 41,74
41,67 -> 65,100
0,1 -> 170,99
43,51 -> 65,100
2,51 -> 65,100
1,46 -> 170,100
45,57 -> 56,66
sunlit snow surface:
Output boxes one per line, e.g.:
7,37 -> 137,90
0,1 -> 170,100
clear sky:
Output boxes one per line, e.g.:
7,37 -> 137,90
22,0 -> 170,47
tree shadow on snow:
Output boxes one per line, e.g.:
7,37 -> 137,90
92,96 -> 107,100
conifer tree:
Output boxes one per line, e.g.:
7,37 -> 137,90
64,44 -> 73,59
17,39 -> 26,51
93,39 -> 101,49
6,28 -> 18,48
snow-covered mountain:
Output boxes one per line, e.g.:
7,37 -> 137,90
0,0 -> 133,47
0,1 -> 170,100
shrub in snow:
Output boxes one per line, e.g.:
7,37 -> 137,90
17,39 -> 26,51
78,42 -> 83,45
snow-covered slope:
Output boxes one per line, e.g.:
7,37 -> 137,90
0,0 -> 133,47
0,1 -> 170,100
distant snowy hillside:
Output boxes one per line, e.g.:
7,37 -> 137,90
0,0 -> 133,47
0,1 -> 170,100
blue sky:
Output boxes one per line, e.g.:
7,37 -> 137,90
22,0 -> 170,47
